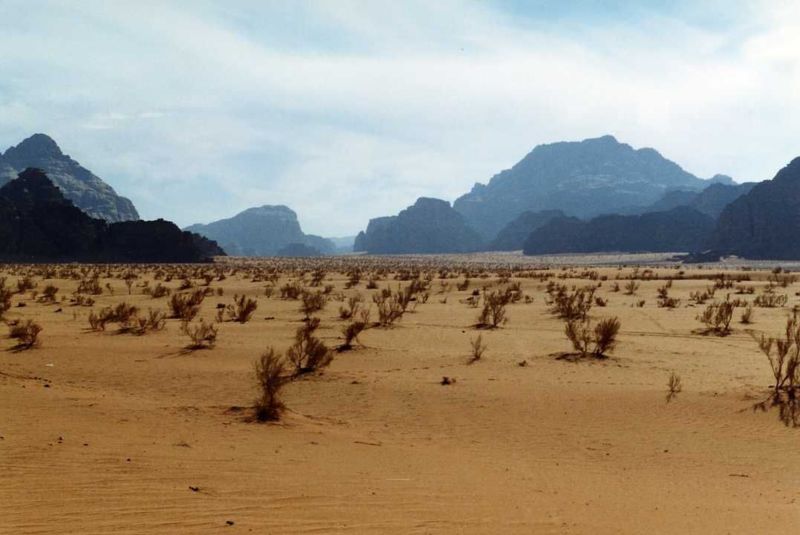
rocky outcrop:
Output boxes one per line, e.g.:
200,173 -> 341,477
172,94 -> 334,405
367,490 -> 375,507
0,168 -> 222,262
185,205 -> 334,256
453,135 -> 732,241
706,157 -> 800,259
488,209 -> 565,251
354,197 -> 483,254
642,182 -> 756,219
522,206 -> 715,255
0,134 -> 139,222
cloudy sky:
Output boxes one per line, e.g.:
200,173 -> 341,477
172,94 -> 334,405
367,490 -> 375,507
1,0 -> 799,235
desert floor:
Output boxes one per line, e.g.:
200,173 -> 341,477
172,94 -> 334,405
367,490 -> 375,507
1,256 -> 799,534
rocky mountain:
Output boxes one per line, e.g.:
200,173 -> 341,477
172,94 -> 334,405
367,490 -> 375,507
0,133 -> 139,222
706,157 -> 800,260
453,135 -> 732,241
0,168 -> 223,262
522,206 -> 715,255
488,209 -> 565,251
642,182 -> 756,219
185,205 -> 334,257
353,197 -> 483,254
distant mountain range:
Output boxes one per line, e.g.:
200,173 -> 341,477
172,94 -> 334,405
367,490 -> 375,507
452,135 -> 733,241
0,168 -> 222,262
523,206 -> 715,255
354,197 -> 482,254
185,205 -> 335,256
0,134 -> 139,222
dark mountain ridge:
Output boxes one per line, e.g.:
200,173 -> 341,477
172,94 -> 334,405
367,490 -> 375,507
0,168 -> 222,262
0,133 -> 139,222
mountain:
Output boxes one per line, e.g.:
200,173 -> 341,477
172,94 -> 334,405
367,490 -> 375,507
522,206 -> 715,255
706,157 -> 800,259
488,209 -> 565,251
453,135 -> 732,241
641,182 -> 756,219
0,134 -> 139,222
0,168 -> 223,262
185,205 -> 335,256
353,197 -> 483,254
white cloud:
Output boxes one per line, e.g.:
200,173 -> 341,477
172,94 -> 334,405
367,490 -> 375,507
0,0 -> 798,234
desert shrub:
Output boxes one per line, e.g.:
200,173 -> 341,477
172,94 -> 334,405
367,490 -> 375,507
623,280 -> 639,295
754,292 -> 788,308
77,277 -> 102,295
548,284 -> 594,320
16,276 -> 37,294
0,279 -> 12,318
133,309 -> 166,335
253,347 -> 287,422
756,313 -> 800,394
300,290 -> 327,320
345,269 -> 362,289
309,269 -> 326,287
280,281 -> 303,300
9,320 -> 42,349
40,284 -> 59,303
169,290 -> 205,321
666,372 -> 683,402
564,316 -> 621,358
468,334 -> 487,364
339,294 -> 363,320
146,282 -> 171,299
181,319 -> 218,349
286,317 -> 333,374
477,290 -> 508,328
224,294 -> 258,323
372,289 -> 407,327
740,305 -> 754,324
656,285 -> 679,308
696,300 -> 734,335
340,310 -> 370,350
456,278 -> 470,291
264,285 -> 275,298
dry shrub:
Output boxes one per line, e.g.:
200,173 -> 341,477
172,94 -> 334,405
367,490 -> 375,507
477,290 -> 508,328
740,305 -> 754,324
548,284 -> 594,320
286,317 -> 332,374
253,347 -> 287,422
696,300 -> 734,335
40,284 -> 59,303
623,280 -> 640,295
9,320 -> 42,349
0,279 -> 12,318
754,292 -> 788,308
224,294 -> 258,323
77,277 -> 102,295
468,334 -> 487,364
300,290 -> 327,320
372,289 -> 407,327
169,290 -> 205,320
666,372 -> 682,402
564,316 -> 621,358
656,285 -> 679,308
339,294 -> 363,320
134,309 -> 166,335
279,282 -> 303,299
181,319 -> 218,349
16,276 -> 37,294
756,313 -> 800,394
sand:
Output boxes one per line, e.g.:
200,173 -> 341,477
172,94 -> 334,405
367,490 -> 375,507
1,258 -> 799,533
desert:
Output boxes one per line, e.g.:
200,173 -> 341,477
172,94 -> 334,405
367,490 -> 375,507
2,254 -> 798,533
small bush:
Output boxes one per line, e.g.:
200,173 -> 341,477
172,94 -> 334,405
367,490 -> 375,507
225,294 -> 258,323
696,300 -> 734,335
9,320 -> 42,349
564,316 -> 621,358
40,284 -> 59,303
169,290 -> 205,321
340,311 -> 370,350
740,305 -> 754,324
286,317 -> 332,374
468,334 -> 487,364
666,372 -> 683,402
253,347 -> 287,422
181,319 -> 218,349
300,290 -> 327,320
477,291 -> 508,328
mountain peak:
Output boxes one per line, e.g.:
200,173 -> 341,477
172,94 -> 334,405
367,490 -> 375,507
5,133 -> 63,159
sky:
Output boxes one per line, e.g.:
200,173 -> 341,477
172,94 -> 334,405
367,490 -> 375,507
1,0 -> 799,236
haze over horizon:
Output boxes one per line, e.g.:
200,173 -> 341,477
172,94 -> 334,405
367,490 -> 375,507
2,0 -> 799,235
